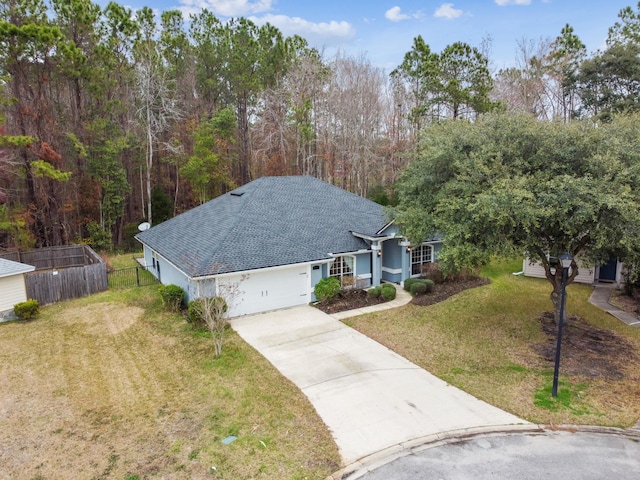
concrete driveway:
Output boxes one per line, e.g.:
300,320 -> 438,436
230,305 -> 528,465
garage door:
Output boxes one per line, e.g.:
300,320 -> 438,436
219,265 -> 309,317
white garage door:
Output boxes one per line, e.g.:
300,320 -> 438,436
220,265 -> 309,317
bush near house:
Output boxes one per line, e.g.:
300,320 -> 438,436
158,284 -> 185,312
404,278 -> 435,296
367,285 -> 382,298
420,263 -> 445,283
314,277 -> 341,302
381,283 -> 396,301
13,299 -> 39,320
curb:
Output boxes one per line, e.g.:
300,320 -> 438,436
326,424 -> 640,480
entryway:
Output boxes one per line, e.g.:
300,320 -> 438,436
598,257 -> 618,282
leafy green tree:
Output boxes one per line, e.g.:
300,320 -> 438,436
607,1 -> 640,46
573,43 -> 640,120
181,110 -> 234,204
394,113 -> 640,321
550,24 -> 586,121
391,36 -> 440,129
392,37 -> 497,124
437,41 -> 496,119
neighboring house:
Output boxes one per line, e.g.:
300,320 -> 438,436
523,255 -> 623,285
0,258 -> 35,320
136,176 -> 442,317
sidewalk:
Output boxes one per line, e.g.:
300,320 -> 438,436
330,284 -> 413,321
589,284 -> 640,328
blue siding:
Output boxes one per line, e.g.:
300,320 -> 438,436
355,252 -> 372,288
382,240 -> 404,283
144,245 -> 192,301
310,263 -> 325,302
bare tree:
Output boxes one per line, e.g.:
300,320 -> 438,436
192,278 -> 241,358
133,7 -> 181,226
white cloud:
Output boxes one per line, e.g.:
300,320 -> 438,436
434,3 -> 463,20
494,0 -> 531,5
385,5 -> 424,22
385,6 -> 410,21
179,0 -> 274,17
251,14 -> 355,46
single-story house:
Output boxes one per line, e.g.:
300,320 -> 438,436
523,255 -> 623,284
0,258 -> 35,320
136,176 -> 442,317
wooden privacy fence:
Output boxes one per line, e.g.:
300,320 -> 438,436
1,244 -> 101,270
0,245 -> 108,306
25,263 -> 108,305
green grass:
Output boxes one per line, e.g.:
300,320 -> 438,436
0,277 -> 340,479
348,257 -> 640,427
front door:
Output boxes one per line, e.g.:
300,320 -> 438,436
599,257 -> 617,282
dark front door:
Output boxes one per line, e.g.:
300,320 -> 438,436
599,257 -> 617,282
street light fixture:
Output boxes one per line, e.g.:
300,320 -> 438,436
552,252 -> 573,398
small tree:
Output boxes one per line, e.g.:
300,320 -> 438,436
190,296 -> 228,357
192,279 -> 240,357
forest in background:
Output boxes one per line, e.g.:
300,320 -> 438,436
1,0 -> 639,251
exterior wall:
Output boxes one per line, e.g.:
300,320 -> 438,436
0,274 -> 28,313
382,240 -> 404,283
143,245 -> 192,300
523,256 -> 596,284
310,262 -> 326,302
354,252 -> 372,288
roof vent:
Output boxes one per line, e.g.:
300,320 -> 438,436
230,190 -> 245,197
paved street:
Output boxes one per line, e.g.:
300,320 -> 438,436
350,430 -> 640,480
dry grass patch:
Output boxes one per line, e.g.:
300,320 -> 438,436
0,286 -> 340,479
347,258 -> 640,428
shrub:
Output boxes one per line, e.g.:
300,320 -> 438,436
420,262 -> 445,284
314,277 -> 341,302
410,282 -> 428,296
187,298 -> 205,326
14,299 -> 39,320
409,279 -> 435,296
403,278 -> 419,292
381,283 -> 396,301
158,284 -> 185,311
86,221 -> 112,252
367,286 -> 382,298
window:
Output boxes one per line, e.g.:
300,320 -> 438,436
411,245 -> 433,275
329,255 -> 355,287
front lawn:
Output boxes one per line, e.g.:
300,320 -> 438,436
0,284 -> 340,479
346,258 -> 640,427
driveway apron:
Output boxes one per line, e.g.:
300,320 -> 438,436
230,305 -> 527,464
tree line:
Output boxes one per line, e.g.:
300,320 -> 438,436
1,0 -> 639,251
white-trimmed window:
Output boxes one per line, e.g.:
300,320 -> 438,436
330,255 -> 355,287
411,245 -> 433,275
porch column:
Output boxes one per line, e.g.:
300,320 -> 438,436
371,243 -> 382,287
400,240 -> 411,284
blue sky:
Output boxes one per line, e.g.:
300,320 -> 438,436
101,0 -> 634,72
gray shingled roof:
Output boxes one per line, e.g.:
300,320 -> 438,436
0,258 -> 35,278
136,176 -> 390,277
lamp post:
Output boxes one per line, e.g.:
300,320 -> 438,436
552,252 -> 573,398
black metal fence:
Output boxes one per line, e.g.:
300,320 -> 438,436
107,266 -> 158,288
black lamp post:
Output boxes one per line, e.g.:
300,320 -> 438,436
552,252 -> 573,398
